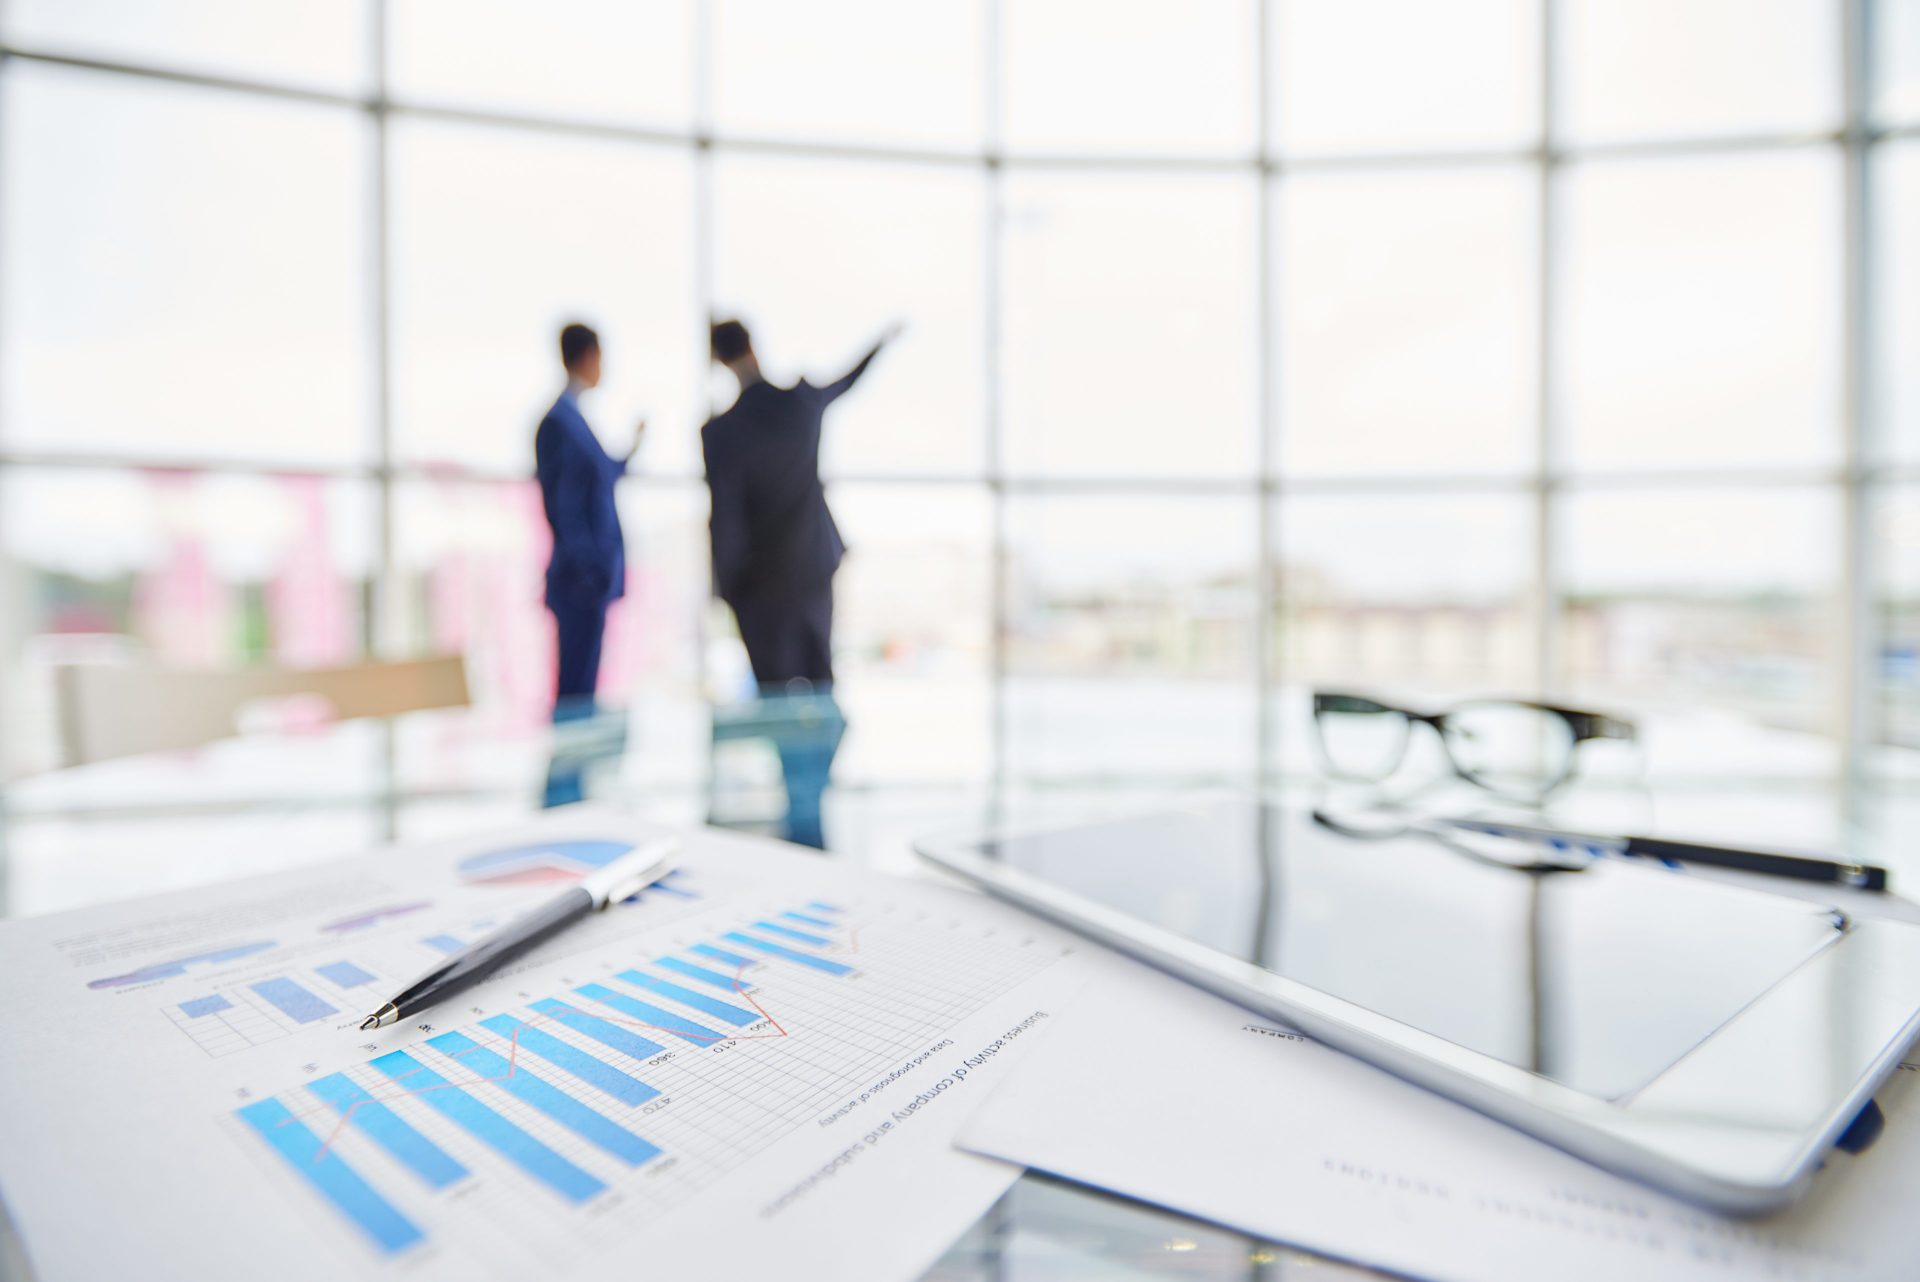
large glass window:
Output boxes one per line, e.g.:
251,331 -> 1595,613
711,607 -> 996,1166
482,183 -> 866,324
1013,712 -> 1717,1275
0,65 -> 373,467
1003,493 -> 1258,779
387,0 -> 694,128
1001,172 -> 1259,478
1879,0 -> 1920,125
1,466 -> 374,776
0,4 -> 1912,884
710,0 -> 984,150
1277,167 -> 1537,477
2,0 -> 371,94
1555,0 -> 1840,144
1272,0 -> 1538,156
388,120 -> 700,476
390,477 -> 709,767
828,484 -> 993,784
606,482 -> 712,787
999,0 -> 1257,157
3,466 -> 375,665
712,155 -> 987,476
1557,151 -> 1842,473
1879,143 -> 1920,465
1272,490 -> 1536,776
1879,487 -> 1920,860
1883,487 -> 1920,752
390,477 -> 553,717
1558,486 -> 1841,765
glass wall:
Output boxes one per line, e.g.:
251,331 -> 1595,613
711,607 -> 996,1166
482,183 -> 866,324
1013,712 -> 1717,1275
2,1 -> 1913,870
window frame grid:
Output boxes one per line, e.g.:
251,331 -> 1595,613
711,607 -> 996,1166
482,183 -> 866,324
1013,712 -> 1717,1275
0,0 -> 1900,866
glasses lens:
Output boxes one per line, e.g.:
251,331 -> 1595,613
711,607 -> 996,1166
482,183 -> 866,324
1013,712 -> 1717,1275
1314,698 -> 1411,781
1441,702 -> 1576,797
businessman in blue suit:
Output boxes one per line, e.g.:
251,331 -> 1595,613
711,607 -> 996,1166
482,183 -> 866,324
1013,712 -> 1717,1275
535,323 -> 642,723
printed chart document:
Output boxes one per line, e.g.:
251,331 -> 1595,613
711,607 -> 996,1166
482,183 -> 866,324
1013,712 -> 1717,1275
0,812 -> 1087,1282
958,962 -> 1920,1282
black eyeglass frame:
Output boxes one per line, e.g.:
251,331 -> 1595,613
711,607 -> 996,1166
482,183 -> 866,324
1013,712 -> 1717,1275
1310,691 -> 1638,799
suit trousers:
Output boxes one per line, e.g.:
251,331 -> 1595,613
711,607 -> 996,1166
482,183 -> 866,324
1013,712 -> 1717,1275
545,598 -> 606,808
731,584 -> 834,690
550,598 -> 608,708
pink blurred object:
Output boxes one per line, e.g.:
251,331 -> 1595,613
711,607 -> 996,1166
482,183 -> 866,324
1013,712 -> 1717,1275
267,475 -> 355,667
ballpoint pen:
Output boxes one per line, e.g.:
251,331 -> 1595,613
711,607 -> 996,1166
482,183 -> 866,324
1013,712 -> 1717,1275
1441,816 -> 1890,890
358,836 -> 679,1030
1313,808 -> 1889,890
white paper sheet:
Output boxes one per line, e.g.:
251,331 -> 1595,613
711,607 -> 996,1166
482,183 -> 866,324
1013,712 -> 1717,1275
958,960 -> 1920,1282
0,810 -> 1089,1282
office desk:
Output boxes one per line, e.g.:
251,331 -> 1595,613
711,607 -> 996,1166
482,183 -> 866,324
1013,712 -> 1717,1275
3,705 -> 1895,1281
0,707 -> 1391,1282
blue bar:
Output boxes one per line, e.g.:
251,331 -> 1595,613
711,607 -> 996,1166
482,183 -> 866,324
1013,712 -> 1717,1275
614,969 -> 759,1026
781,910 -> 834,928
807,900 -> 842,913
429,1032 -> 660,1167
576,983 -> 726,1045
527,999 -> 667,1063
422,934 -> 463,954
723,931 -> 853,976
368,1050 -> 603,1204
480,1015 -> 658,1106
654,956 -> 751,994
251,977 -> 338,1023
237,1098 -> 423,1254
753,920 -> 831,946
690,942 -> 756,969
180,994 -> 232,1018
307,1073 -> 467,1190
317,961 -> 376,988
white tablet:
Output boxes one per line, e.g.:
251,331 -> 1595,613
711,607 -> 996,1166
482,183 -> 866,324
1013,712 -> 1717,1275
916,800 -> 1920,1215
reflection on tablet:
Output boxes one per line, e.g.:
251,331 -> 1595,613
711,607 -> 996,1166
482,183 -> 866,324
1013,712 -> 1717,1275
984,802 -> 1844,1099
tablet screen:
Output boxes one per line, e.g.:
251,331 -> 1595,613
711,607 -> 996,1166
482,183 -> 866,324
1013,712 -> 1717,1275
979,802 -> 1846,1099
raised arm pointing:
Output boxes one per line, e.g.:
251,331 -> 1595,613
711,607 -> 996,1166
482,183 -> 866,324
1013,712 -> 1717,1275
820,321 -> 905,404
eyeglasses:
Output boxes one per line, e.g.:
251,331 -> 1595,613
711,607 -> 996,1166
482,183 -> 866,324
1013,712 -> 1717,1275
1311,691 -> 1637,801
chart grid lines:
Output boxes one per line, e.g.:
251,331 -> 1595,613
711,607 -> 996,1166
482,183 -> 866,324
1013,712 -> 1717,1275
227,891 -> 1072,1267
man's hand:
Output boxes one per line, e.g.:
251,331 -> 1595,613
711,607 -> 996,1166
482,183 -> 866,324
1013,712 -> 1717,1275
879,319 -> 907,347
627,417 -> 648,461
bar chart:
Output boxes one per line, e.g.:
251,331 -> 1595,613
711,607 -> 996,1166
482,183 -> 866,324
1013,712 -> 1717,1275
165,923 -> 517,1056
228,894 -> 1069,1266
168,953 -> 395,1056
163,878 -> 708,1059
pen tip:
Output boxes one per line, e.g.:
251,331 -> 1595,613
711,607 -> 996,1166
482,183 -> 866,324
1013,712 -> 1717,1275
359,1015 -> 380,1030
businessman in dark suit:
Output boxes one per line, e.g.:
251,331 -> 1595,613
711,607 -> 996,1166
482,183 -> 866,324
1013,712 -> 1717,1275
703,318 -> 895,847
535,323 -> 643,723
702,318 -> 895,691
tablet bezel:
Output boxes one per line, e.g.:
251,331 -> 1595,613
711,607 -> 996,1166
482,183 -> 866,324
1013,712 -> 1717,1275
916,805 -> 1920,1216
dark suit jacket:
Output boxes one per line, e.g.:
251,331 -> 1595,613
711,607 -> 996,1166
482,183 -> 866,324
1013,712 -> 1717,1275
702,344 -> 880,606
535,390 -> 627,609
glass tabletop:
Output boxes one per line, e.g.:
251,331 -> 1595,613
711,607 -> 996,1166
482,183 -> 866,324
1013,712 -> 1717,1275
1,699 -> 1904,1281
922,1173 -> 1390,1281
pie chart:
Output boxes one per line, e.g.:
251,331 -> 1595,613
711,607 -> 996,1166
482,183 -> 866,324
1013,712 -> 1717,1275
456,839 -> 636,886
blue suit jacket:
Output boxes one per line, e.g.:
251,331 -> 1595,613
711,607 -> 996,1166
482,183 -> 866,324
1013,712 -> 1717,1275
535,391 -> 627,609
